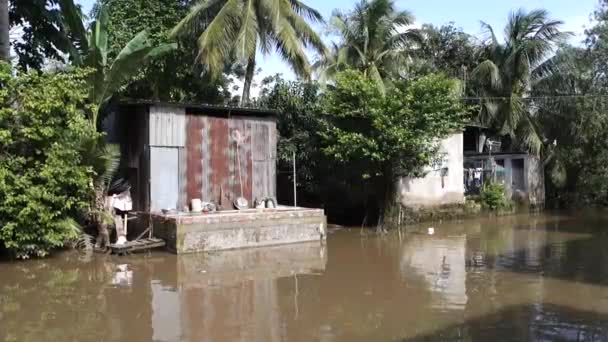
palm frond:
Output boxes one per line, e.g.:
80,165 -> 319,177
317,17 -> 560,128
235,0 -> 259,62
170,0 -> 227,38
389,29 -> 423,49
288,0 -> 324,23
57,0 -> 88,63
390,10 -> 415,29
515,113 -> 544,155
196,0 -> 241,78
472,60 -> 502,90
479,21 -> 499,46
57,218 -> 82,243
273,17 -> 312,78
287,7 -> 328,56
368,64 -> 385,94
100,143 -> 121,188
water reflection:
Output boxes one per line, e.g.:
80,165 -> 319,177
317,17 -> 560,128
401,234 -> 468,311
2,213 -> 608,341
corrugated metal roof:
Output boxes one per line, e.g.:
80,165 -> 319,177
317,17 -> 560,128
118,99 -> 278,117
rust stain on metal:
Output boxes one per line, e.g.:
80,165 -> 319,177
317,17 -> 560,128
186,115 -> 203,204
182,113 -> 275,210
230,118 -> 253,202
208,117 -> 230,206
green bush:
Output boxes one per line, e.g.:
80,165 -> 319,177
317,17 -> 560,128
479,181 -> 513,211
0,64 -> 99,258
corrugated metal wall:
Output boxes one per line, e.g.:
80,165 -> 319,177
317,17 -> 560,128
185,115 -> 276,210
149,105 -> 186,147
147,105 -> 277,211
149,105 -> 187,211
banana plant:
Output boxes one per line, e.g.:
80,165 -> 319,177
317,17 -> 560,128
65,4 -> 176,126
57,3 -> 175,247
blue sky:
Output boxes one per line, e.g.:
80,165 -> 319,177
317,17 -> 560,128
76,0 -> 598,88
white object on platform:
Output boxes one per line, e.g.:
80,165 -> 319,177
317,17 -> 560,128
115,236 -> 127,245
191,198 -> 203,212
427,227 -> 435,235
256,199 -> 266,209
112,190 -> 133,211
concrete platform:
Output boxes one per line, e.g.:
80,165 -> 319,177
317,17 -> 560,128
152,207 -> 327,254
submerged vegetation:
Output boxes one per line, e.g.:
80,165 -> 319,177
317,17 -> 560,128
1,0 -> 608,255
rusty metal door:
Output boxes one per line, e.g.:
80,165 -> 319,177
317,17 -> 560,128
150,146 -> 179,211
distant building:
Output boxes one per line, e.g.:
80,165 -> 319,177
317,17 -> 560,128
399,126 -> 545,209
399,132 -> 466,208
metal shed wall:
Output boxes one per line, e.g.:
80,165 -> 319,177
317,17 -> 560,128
185,115 -> 277,210
146,104 -> 277,212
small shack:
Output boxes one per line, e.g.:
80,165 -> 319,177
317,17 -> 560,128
104,101 -> 326,254
106,101 -> 278,212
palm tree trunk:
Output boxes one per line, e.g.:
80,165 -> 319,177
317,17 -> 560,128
0,0 -> 10,62
241,53 -> 256,105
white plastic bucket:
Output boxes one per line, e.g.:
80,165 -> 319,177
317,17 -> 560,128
191,199 -> 203,212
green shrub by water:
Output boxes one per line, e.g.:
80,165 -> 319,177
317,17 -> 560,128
0,64 -> 99,258
479,181 -> 514,211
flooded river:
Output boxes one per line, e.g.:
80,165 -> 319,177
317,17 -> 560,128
2,213 -> 608,341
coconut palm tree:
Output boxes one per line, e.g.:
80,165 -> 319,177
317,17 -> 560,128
0,0 -> 9,62
170,0 -> 327,104
314,0 -> 421,92
471,9 -> 571,155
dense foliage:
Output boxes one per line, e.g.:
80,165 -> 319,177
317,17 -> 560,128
472,9 -> 570,155
315,0 -> 420,91
9,0 -> 85,69
258,71 -> 469,223
479,181 -> 513,211
533,43 -> 608,207
170,0 -> 326,103
7,0 -> 608,246
257,75 -> 326,195
0,64 -> 99,258
322,70 -> 467,179
415,23 -> 479,79
95,0 -> 235,103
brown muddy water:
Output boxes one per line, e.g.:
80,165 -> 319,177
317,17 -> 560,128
2,213 -> 608,341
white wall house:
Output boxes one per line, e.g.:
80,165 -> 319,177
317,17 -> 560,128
398,128 -> 546,209
399,133 -> 465,208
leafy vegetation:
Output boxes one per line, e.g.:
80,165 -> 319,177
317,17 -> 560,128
6,0 -> 608,253
478,181 -> 513,211
257,75 -> 326,195
472,9 -> 570,155
94,0 -> 236,103
7,0 -> 86,69
414,23 -> 479,79
0,64 -> 99,258
315,0 -> 420,91
170,0 -> 327,103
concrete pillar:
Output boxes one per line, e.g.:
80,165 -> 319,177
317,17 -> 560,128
504,158 -> 513,199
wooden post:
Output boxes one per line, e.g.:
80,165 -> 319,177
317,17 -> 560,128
293,150 -> 297,207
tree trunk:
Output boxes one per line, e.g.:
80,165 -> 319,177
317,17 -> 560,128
377,163 -> 398,233
241,53 -> 256,105
0,0 -> 9,62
